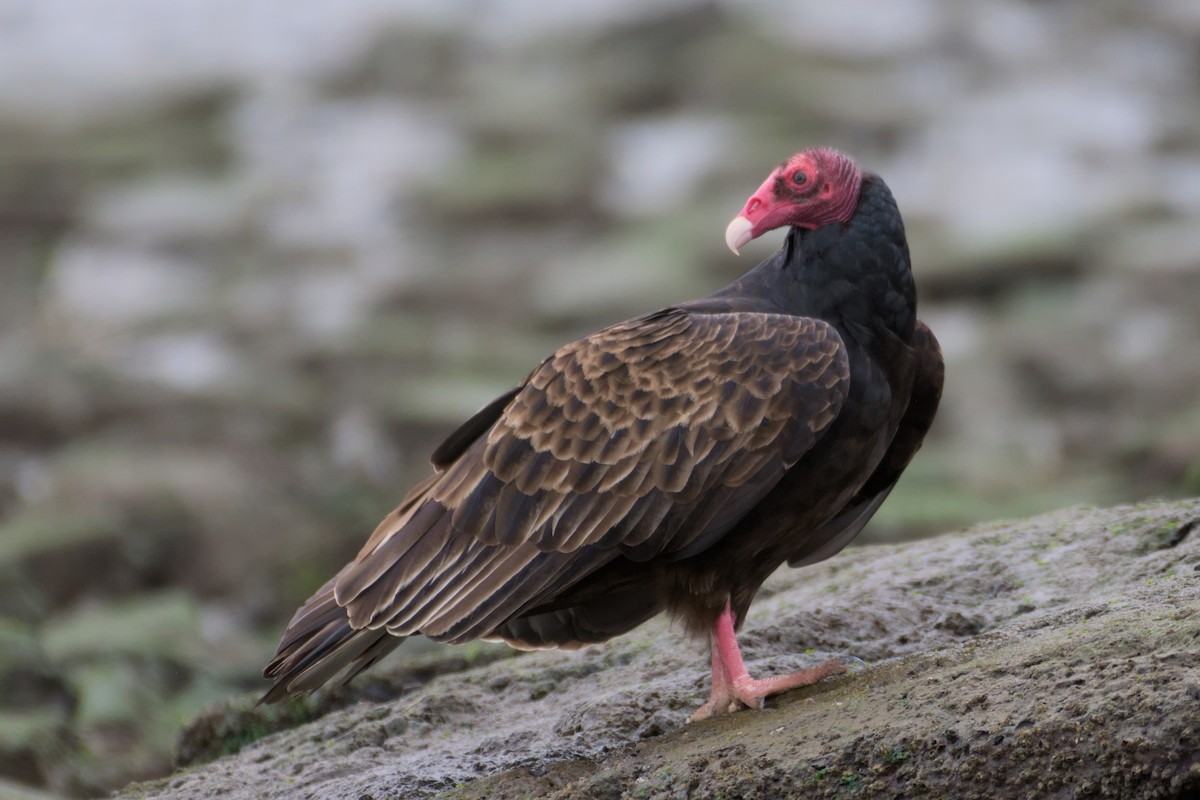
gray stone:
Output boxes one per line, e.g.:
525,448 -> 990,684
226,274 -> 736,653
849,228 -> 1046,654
115,499 -> 1200,800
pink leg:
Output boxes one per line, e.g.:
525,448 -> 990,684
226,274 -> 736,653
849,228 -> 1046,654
690,603 -> 847,722
691,630 -> 737,720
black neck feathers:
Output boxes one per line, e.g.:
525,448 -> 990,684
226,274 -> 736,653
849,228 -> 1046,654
707,174 -> 917,346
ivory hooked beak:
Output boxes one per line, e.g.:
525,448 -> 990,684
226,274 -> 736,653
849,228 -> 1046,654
724,215 -> 755,255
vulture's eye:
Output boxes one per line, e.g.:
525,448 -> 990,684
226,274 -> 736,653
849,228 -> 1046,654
791,170 -> 808,185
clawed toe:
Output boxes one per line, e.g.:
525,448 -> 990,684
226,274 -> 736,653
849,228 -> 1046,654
691,605 -> 850,721
691,658 -> 848,721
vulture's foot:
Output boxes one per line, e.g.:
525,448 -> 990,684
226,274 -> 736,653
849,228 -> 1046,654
690,603 -> 848,722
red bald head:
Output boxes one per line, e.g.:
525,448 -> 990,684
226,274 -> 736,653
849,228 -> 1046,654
725,147 -> 863,254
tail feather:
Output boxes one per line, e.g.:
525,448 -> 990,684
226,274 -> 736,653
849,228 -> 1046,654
267,577 -> 344,658
259,576 -> 404,705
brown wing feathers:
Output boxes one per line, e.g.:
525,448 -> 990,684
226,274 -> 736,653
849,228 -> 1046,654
262,308 -> 850,699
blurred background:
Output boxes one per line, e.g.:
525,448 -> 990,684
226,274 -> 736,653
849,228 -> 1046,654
1,0 -> 1197,796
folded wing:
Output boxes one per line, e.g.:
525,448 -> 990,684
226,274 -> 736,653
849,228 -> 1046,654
263,307 -> 850,699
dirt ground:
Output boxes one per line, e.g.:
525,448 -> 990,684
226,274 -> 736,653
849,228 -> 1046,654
116,499 -> 1200,800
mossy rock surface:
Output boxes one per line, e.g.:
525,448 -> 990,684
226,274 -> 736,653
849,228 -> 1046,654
112,498 -> 1200,800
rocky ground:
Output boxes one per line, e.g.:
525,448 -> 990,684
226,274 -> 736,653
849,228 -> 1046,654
1,1 -> 1199,796
113,498 -> 1200,800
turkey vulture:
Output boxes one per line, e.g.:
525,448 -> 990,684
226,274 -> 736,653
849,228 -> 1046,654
262,147 -> 944,720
